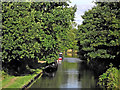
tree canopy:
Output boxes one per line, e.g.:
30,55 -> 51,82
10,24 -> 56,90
2,1 -> 76,74
78,2 -> 120,63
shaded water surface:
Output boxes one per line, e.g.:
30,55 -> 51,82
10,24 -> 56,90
30,58 -> 98,88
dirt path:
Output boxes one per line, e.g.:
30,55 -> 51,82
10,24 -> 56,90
3,77 -> 17,88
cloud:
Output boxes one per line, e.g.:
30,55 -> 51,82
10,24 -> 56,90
75,4 -> 95,25
69,0 -> 95,25
69,0 -> 95,6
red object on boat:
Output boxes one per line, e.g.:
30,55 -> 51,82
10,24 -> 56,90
58,57 -> 62,60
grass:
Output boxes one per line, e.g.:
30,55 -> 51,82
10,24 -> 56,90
2,69 -> 42,89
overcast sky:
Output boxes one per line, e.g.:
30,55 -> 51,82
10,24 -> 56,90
68,0 -> 96,25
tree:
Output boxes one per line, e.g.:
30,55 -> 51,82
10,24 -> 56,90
2,1 -> 76,75
78,2 -> 120,65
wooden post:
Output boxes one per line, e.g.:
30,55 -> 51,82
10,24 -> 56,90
65,50 -> 67,56
72,48 -> 75,57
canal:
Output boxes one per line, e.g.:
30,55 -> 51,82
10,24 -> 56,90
30,58 -> 98,88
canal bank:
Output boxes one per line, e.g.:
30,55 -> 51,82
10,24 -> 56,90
22,70 -> 43,89
30,58 -> 99,88
2,69 -> 42,89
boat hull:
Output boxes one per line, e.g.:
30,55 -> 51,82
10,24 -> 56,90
42,61 -> 58,73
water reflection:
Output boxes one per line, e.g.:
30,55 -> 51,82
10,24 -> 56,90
42,71 -> 57,78
78,61 -> 97,88
30,58 -> 98,88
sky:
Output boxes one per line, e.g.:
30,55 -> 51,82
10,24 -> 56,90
68,0 -> 96,25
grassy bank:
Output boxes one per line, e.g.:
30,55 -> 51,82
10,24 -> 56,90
2,69 -> 42,89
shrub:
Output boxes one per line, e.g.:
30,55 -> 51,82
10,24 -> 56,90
98,64 -> 120,89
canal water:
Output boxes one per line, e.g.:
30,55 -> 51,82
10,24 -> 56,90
30,58 -> 98,88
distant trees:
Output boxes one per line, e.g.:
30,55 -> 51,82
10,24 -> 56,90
59,21 -> 78,52
2,2 -> 76,75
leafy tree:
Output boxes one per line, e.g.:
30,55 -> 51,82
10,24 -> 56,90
2,1 -> 76,75
78,2 -> 120,65
2,2 -> 36,74
31,2 -> 76,60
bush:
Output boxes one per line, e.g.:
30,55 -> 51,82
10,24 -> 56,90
98,64 -> 120,88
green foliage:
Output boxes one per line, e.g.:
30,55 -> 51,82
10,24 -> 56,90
2,2 -> 76,73
77,2 -> 120,60
98,64 -> 120,88
77,2 -> 120,89
59,22 -> 78,51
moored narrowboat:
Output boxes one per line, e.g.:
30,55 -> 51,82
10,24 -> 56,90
42,60 -> 58,73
